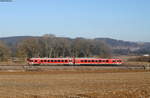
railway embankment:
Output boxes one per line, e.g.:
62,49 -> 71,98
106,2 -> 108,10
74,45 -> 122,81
0,65 -> 149,72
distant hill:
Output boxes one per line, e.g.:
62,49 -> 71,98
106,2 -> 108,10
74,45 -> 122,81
0,36 -> 32,46
95,38 -> 141,50
0,36 -> 150,55
95,38 -> 150,55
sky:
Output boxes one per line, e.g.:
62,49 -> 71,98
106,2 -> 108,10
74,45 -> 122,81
0,0 -> 150,42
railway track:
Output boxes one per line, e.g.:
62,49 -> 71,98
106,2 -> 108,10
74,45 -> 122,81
0,65 -> 148,71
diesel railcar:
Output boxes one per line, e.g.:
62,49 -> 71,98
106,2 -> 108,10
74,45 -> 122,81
27,58 -> 123,65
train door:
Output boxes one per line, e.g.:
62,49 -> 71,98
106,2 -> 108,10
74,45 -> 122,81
69,58 -> 73,65
37,59 -> 41,65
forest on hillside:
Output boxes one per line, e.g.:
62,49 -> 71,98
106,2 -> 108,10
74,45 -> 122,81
0,34 -> 111,61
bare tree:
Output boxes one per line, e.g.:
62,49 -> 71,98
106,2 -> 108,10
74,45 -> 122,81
0,41 -> 11,61
17,38 -> 41,58
16,35 -> 111,58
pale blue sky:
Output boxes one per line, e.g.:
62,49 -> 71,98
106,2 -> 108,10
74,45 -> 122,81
0,0 -> 150,42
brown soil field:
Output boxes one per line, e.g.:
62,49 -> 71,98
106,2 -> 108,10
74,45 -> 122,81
0,70 -> 150,98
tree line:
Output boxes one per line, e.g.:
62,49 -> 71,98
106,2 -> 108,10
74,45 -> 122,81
0,34 -> 111,61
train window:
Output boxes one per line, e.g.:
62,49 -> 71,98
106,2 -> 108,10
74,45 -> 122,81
41,60 -> 43,62
51,60 -> 53,62
81,60 -> 83,62
92,60 -> 94,62
106,60 -> 109,62
44,60 -> 47,62
112,60 -> 116,62
95,60 -> 98,62
65,60 -> 67,62
30,60 -> 33,62
58,60 -> 60,62
61,60 -> 64,62
99,60 -> 101,62
117,60 -> 121,62
88,60 -> 90,62
48,60 -> 50,62
85,60 -> 87,62
34,60 -> 37,62
102,60 -> 105,62
54,60 -> 57,62
69,60 -> 72,62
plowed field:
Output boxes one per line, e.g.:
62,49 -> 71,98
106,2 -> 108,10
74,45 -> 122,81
0,70 -> 149,98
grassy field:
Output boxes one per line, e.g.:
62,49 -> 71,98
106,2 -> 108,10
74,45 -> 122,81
0,70 -> 149,98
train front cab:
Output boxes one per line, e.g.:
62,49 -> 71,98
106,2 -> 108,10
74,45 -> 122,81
110,59 -> 123,65
27,58 -> 41,65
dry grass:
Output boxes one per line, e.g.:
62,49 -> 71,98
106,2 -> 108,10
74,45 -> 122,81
0,70 -> 149,98
117,55 -> 150,66
0,61 -> 26,66
124,61 -> 150,66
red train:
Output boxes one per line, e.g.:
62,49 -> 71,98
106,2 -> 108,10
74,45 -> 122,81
27,58 -> 123,65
